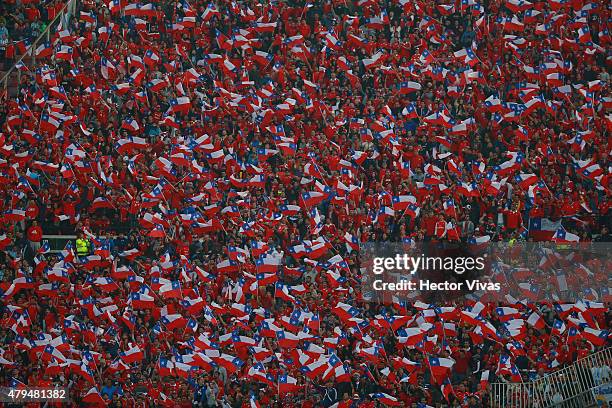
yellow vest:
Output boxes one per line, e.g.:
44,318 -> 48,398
76,238 -> 89,255
556,243 -> 570,251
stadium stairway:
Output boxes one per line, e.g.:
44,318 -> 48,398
490,347 -> 611,408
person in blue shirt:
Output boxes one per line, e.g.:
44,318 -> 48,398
192,377 -> 207,407
100,379 -> 124,400
144,117 -> 161,138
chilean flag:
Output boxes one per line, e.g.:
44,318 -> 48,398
121,117 -> 140,133
40,113 -> 60,133
159,281 -> 182,299
402,102 -> 419,119
147,79 -> 168,92
301,357 -> 328,379
55,45 -> 73,61
344,232 -> 359,251
93,277 -> 118,292
130,292 -> 155,309
333,302 -> 360,320
253,21 -> 276,33
484,95 -> 503,112
230,332 -> 256,348
35,42 -> 53,58
405,203 -> 420,219
456,182 -> 478,197
454,47 -> 478,66
144,49 -> 160,67
161,314 -> 187,330
581,328 -> 608,346
552,228 -> 580,243
504,15 -> 525,31
3,209 -> 27,222
527,312 -> 546,330
82,387 -> 105,404
391,195 -> 416,211
301,191 -> 326,208
120,345 -> 144,363
216,259 -> 239,273
362,51 -> 384,69
397,327 -> 428,347
424,110 -> 453,128
528,218 -> 560,241
216,354 -> 244,374
278,374 -> 301,394
370,392 -> 400,406
275,330 -> 301,348
577,26 -> 592,43
180,296 -> 206,314
480,370 -> 490,389
252,50 -> 273,66
170,97 -> 191,113
495,307 -> 520,322
256,272 -> 278,286
441,380 -> 454,402
515,125 -> 530,141
514,173 -> 538,188
157,357 -> 175,377
274,282 -> 295,303
518,282 -> 539,301
255,253 -> 282,273
428,357 -> 454,378
419,48 -> 435,64
443,199 -> 456,216
42,344 -> 66,362
397,81 -> 422,94
111,82 -> 130,95
551,319 -> 566,335
201,3 -> 220,21
80,11 -> 96,23
581,163 -> 604,179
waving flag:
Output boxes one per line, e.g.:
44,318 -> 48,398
370,392 -> 400,406
82,388 -> 105,404
428,357 -> 454,378
278,374 -> 301,394
130,292 -> 155,309
35,42 -> 53,58
120,345 -> 144,363
170,97 -> 191,113
552,228 -> 580,243
397,81 -> 422,94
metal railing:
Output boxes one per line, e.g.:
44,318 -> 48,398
491,347 -> 612,408
41,234 -> 77,253
1,0 -> 78,94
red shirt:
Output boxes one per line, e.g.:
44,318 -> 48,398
505,210 -> 520,229
26,203 -> 39,220
27,225 -> 43,242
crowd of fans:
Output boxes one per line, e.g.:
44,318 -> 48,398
0,0 -> 67,63
0,0 -> 610,406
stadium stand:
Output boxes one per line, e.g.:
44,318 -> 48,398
0,0 -> 610,406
